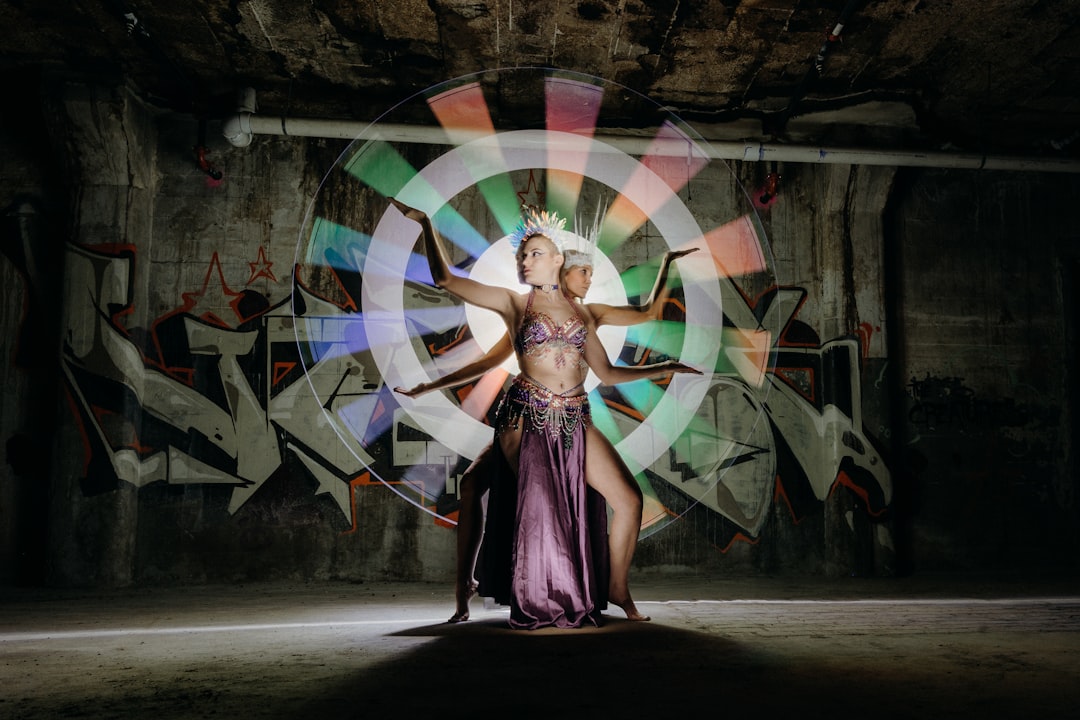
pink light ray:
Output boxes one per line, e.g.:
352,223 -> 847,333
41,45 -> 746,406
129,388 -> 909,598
459,367 -> 509,420
545,76 -> 605,211
602,121 -> 711,243
545,76 -> 604,136
427,82 -> 497,144
640,122 -> 711,193
701,214 -> 768,278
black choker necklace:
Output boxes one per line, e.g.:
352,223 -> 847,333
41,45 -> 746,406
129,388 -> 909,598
532,283 -> 559,292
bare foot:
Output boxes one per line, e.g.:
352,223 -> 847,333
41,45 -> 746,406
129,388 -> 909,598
448,580 -> 478,623
611,596 -> 650,622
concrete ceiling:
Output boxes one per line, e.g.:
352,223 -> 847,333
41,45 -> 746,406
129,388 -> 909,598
3,0 -> 1079,158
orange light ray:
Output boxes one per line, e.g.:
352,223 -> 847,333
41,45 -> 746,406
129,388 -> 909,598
701,214 -> 768,277
598,121 -> 711,253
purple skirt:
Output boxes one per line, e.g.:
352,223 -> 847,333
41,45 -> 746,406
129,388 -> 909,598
477,376 -> 608,629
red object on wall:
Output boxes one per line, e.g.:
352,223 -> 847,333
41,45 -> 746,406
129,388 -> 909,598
753,172 -> 781,209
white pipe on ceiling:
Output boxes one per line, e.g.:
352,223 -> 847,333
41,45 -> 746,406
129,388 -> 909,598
221,110 -> 1080,173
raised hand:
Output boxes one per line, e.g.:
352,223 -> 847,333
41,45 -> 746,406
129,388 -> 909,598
665,360 -> 704,376
388,197 -> 428,223
664,247 -> 699,262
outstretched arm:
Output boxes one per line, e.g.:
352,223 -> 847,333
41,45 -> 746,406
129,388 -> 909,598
395,335 -> 514,397
579,306 -> 701,386
590,248 -> 698,327
389,197 -> 516,316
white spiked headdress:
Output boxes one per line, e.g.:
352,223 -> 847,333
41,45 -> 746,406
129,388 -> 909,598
507,206 -> 567,252
563,199 -> 605,269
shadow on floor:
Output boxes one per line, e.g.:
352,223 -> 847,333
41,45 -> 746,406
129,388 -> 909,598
291,616 -> 1042,720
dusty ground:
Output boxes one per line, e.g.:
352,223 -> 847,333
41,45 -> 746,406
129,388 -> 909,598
2,573 -> 1079,719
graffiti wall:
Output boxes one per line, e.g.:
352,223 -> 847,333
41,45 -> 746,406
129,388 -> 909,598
41,217 -> 892,580
6,79 -> 1079,588
0,78 -> 913,587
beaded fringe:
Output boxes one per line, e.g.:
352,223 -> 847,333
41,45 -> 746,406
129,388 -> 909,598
495,376 -> 591,449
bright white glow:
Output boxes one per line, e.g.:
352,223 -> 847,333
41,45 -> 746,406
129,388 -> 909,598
464,235 -> 628,390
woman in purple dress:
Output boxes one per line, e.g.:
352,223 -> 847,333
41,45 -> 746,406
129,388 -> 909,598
396,245 -> 697,624
390,198 -> 699,629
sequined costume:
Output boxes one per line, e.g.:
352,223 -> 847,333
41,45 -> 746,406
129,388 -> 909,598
478,292 -> 609,629
514,299 -> 589,374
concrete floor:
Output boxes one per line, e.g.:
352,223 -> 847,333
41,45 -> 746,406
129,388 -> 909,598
2,572 -> 1079,719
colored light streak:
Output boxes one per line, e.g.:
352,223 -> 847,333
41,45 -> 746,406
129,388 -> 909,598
305,218 -> 371,270
459,368 -> 508,420
625,320 -> 688,359
613,377 -> 666,422
597,121 -> 711,255
617,258 -> 683,298
701,214 -> 769,278
545,74 -> 604,217
342,137 -> 419,196
294,68 -> 783,535
343,137 -> 491,260
428,82 -> 526,234
720,326 -> 773,388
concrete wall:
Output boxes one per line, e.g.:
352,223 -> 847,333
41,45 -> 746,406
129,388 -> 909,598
1,77 -> 1076,588
885,168 -> 1079,572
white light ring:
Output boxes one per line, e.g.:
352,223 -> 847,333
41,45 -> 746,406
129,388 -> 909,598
358,129 -> 722,469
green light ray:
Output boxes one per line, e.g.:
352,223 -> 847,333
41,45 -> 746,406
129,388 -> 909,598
342,138 -> 419,197
476,174 -> 526,236
625,320 -> 689,359
588,388 -> 623,445
614,378 -> 666,419
342,138 -> 492,258
588,389 -> 662,507
617,258 -> 685,298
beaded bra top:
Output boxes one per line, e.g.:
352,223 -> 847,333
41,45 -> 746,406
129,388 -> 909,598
514,291 -> 588,370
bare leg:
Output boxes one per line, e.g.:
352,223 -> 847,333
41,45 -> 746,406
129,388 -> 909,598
446,428 -> 522,622
449,450 -> 492,622
584,426 -> 650,621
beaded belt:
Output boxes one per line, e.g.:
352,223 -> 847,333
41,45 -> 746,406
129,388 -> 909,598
495,375 -> 591,448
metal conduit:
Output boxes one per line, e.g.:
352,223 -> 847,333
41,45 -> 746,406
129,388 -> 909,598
222,111 -> 1080,174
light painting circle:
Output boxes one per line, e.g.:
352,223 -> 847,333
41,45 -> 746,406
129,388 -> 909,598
295,68 -> 779,541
